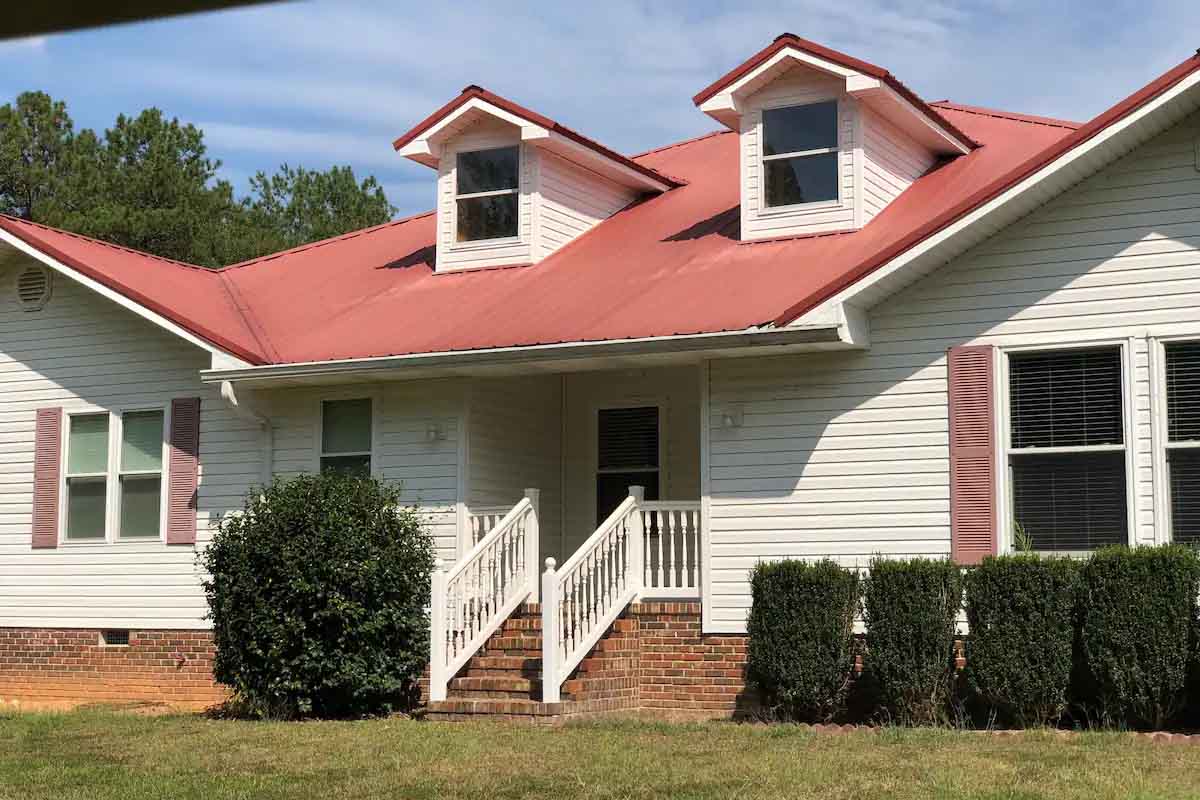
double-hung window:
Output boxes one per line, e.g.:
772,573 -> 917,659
1007,347 -> 1128,552
63,409 -> 165,542
320,398 -> 373,475
1164,342 -> 1200,545
455,146 -> 519,242
761,101 -> 839,208
596,406 -> 660,525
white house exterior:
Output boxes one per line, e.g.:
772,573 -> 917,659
0,33 -> 1198,714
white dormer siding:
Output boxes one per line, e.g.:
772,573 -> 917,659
435,120 -> 535,272
860,107 -> 937,225
739,67 -> 859,241
535,151 -> 638,260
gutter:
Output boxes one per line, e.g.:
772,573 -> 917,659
200,324 -> 845,385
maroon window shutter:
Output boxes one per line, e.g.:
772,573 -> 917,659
32,407 -> 63,549
166,397 -> 201,545
948,345 -> 997,565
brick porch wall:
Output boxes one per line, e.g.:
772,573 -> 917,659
0,628 -> 227,710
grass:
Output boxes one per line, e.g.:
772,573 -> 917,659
0,711 -> 1197,799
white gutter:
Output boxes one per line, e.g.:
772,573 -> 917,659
201,324 -> 847,385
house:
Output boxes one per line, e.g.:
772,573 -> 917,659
0,33 -> 1199,717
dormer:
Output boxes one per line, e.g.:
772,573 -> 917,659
394,87 -> 681,272
694,34 -> 976,242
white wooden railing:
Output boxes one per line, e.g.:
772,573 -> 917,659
429,489 -> 540,702
466,505 -> 512,545
641,501 -> 701,597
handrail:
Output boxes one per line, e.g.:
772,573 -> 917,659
541,487 -> 645,703
429,488 -> 540,702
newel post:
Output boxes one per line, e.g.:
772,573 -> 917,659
541,557 -> 560,704
629,486 -> 646,597
524,488 -> 540,595
429,559 -> 447,702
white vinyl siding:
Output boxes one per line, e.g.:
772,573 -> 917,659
535,151 -> 638,260
0,258 -> 261,629
465,375 -> 563,561
264,381 -> 465,564
860,107 -> 937,224
705,109 -> 1200,633
739,66 -> 858,241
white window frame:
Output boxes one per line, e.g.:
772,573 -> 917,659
58,403 -> 170,546
314,393 -> 380,477
994,339 -> 1136,555
1149,333 -> 1200,544
451,145 -> 522,247
757,98 -> 842,214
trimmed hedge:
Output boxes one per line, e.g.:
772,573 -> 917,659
1077,545 -> 1200,729
964,554 -> 1079,727
201,471 -> 436,718
863,557 -> 962,726
746,559 -> 860,721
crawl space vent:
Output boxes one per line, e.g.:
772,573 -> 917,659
101,629 -> 130,647
15,265 -> 52,311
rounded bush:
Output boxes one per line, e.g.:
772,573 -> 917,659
200,471 -> 436,718
1077,545 -> 1200,729
964,554 -> 1079,727
863,557 -> 962,726
746,559 -> 859,721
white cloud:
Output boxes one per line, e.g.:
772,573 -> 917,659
0,35 -> 48,54
198,121 -> 403,170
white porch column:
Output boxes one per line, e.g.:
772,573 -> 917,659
429,559 -> 447,702
524,488 -> 541,595
541,557 -> 560,703
628,485 -> 646,599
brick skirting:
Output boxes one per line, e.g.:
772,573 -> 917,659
0,628 -> 226,711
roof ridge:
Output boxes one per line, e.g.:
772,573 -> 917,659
217,211 -> 436,271
930,101 -> 1081,130
0,214 -> 211,272
630,129 -> 731,160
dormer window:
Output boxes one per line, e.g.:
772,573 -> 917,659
761,101 -> 839,208
455,146 -> 520,242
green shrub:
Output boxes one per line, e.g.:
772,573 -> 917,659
200,471 -> 436,718
746,559 -> 860,721
1077,545 -> 1200,729
964,555 -> 1079,727
863,557 -> 962,726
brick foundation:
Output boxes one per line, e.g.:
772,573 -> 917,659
0,628 -> 227,711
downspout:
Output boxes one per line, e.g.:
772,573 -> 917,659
219,380 -> 273,486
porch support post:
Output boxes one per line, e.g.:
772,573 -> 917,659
541,557 -> 560,704
429,559 -> 447,702
524,488 -> 541,596
628,486 -> 646,599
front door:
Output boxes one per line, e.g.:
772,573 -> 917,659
596,406 -> 661,524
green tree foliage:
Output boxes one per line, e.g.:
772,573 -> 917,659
0,91 -> 395,267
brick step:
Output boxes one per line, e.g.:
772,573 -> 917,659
500,617 -> 542,632
468,655 -> 541,672
462,667 -> 542,680
480,648 -> 542,660
449,675 -> 541,696
483,636 -> 543,652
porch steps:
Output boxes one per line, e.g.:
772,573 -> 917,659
422,602 -> 641,722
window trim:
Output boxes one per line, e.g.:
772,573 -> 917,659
756,98 -> 842,214
590,399 -> 667,526
314,392 -> 380,477
994,339 -> 1137,555
1149,333 -> 1200,545
58,403 -> 170,546
450,145 -> 522,247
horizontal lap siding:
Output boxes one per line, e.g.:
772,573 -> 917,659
536,152 -> 637,260
265,381 -> 464,564
861,108 -> 936,224
0,257 -> 259,629
466,375 -> 563,560
707,110 -> 1200,632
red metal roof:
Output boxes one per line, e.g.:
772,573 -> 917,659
692,33 -> 979,150
391,85 -> 684,189
1,49 -> 1197,368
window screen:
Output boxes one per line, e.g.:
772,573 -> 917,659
1008,348 -> 1127,551
761,101 -> 839,207
321,398 -> 372,475
1164,342 -> 1200,544
455,146 -> 519,242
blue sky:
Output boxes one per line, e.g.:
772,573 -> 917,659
0,0 -> 1194,216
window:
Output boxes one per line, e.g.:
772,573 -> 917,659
596,406 -> 660,525
1164,342 -> 1200,545
118,410 -> 164,539
63,409 -> 165,542
761,101 -> 839,208
1007,348 -> 1128,552
320,398 -> 372,475
65,413 -> 109,541
455,146 -> 519,242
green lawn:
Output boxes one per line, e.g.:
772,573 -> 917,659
0,711 -> 1197,799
